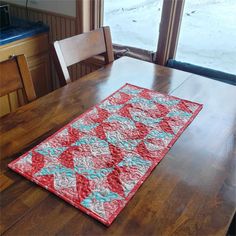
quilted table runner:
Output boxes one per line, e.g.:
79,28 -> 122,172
8,83 -> 202,226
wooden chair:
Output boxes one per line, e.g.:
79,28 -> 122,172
0,55 -> 36,117
52,26 -> 114,86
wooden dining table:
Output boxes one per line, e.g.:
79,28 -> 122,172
1,56 -> 236,236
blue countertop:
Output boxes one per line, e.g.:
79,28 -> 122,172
0,17 -> 49,46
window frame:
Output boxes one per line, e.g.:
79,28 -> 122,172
77,0 -> 185,65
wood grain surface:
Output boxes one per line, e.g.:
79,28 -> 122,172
0,55 -> 36,117
52,26 -> 114,86
0,57 -> 235,236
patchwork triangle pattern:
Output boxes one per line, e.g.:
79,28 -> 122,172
8,83 -> 203,226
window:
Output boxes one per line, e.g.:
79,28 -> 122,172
104,0 -> 163,51
176,0 -> 236,74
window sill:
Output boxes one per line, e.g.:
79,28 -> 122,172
113,44 -> 155,63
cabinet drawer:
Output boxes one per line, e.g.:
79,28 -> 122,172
0,33 -> 49,62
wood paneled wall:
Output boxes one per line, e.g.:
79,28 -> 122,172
8,3 -> 102,88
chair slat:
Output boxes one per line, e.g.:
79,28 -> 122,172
60,29 -> 106,67
52,26 -> 114,86
0,59 -> 23,97
0,55 -> 37,117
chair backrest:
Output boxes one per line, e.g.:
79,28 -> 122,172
0,55 -> 36,117
52,26 -> 114,86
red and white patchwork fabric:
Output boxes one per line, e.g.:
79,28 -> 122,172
8,83 -> 203,226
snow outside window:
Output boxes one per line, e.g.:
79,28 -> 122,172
176,0 -> 236,74
104,0 -> 163,51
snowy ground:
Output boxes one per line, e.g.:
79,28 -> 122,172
104,0 -> 236,75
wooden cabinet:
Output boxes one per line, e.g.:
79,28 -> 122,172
0,32 -> 52,97
28,52 -> 51,97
